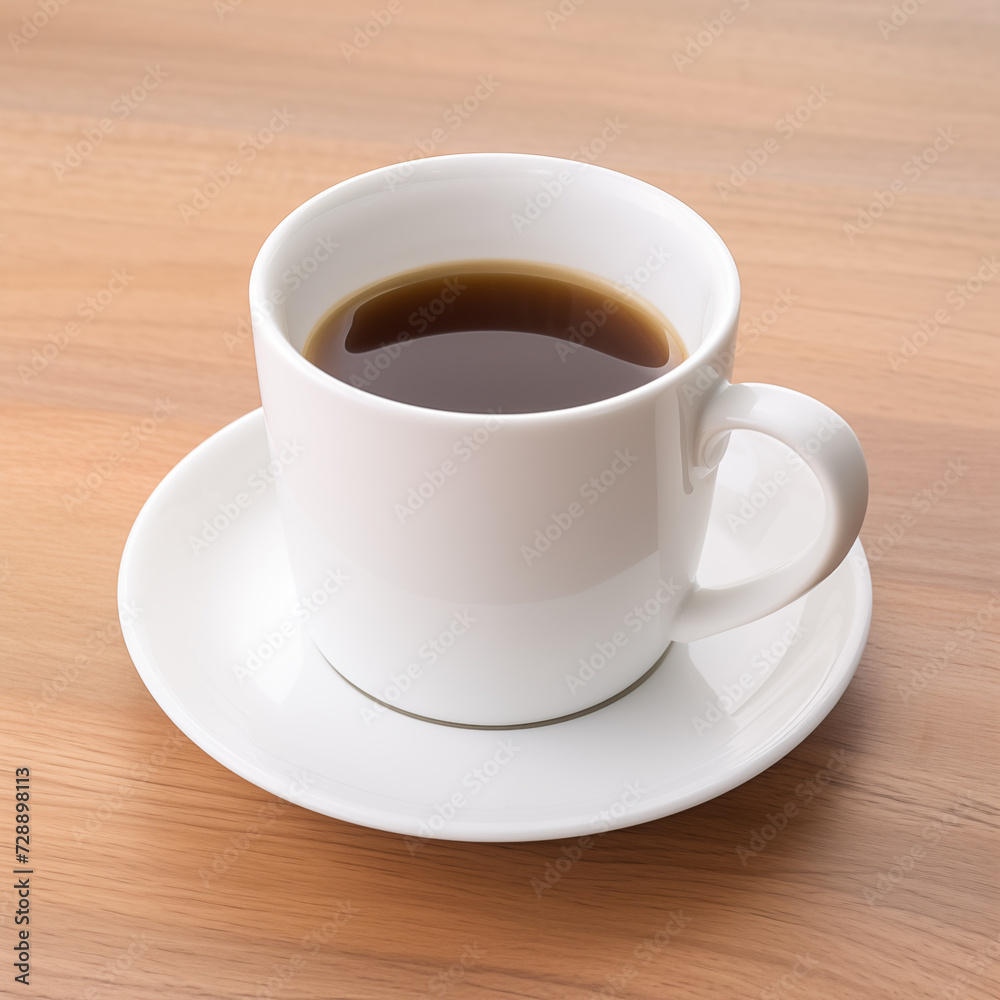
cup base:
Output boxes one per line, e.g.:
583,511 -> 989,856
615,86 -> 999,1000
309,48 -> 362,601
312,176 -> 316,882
320,645 -> 672,730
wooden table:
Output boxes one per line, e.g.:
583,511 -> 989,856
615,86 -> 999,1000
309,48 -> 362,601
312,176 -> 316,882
2,0 -> 998,996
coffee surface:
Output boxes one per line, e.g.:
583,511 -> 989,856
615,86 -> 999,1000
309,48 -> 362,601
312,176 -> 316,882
303,261 -> 685,413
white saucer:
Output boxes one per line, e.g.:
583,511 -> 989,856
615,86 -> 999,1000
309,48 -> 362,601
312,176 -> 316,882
118,409 -> 871,843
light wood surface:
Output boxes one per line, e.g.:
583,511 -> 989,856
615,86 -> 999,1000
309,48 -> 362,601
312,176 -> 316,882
2,1 -> 998,997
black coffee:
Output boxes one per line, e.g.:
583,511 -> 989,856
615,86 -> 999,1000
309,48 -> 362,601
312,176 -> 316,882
302,261 -> 685,413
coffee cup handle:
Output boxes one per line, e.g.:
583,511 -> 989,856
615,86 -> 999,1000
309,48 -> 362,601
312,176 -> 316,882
671,382 -> 869,643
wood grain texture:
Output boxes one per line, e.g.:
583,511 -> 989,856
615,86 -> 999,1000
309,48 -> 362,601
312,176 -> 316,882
2,0 -> 998,997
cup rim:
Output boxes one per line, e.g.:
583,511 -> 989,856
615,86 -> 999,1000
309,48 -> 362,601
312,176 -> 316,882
249,152 -> 741,424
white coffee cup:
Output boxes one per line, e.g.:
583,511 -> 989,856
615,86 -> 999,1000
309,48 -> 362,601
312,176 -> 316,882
250,153 -> 868,728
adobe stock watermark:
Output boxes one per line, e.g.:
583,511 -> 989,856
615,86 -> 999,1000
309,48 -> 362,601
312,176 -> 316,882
521,448 -> 639,565
530,782 -> 648,897
80,931 -> 152,1000
787,414 -> 844,463
383,77 -> 499,190
563,579 -> 681,696
72,732 -> 185,842
736,287 -> 796,352
358,610 -> 477,726
716,85 -> 832,201
862,790 -> 981,907
545,0 -> 590,28
405,278 -> 468,336
760,953 -> 819,1000
569,116 -> 627,165
52,65 -> 169,180
877,0 -> 932,41
341,0 -> 415,62
233,570 -> 350,684
690,620 -> 809,735
17,267 -> 135,383
29,602 -> 141,717
844,126 -> 958,244
425,943 -> 486,997
269,235 -> 339,295
213,0 -> 245,20
510,167 -> 575,234
228,235 -> 341,352
188,438 -> 305,555
198,771 -> 316,886
91,933 -> 151,990
62,398 -> 178,513
253,903 -> 358,999
554,245 -> 670,363
510,117 -> 626,232
587,911 -> 692,1000
8,0 -> 72,54
403,740 -> 520,851
177,107 -> 294,222
223,315 -> 254,354
898,589 -> 1000,705
888,255 -> 998,371
675,288 -> 796,405
614,245 -> 671,299
866,458 -> 969,562
937,928 -> 1000,1000
345,277 -> 467,388
673,0 -> 752,72
736,750 -> 849,865
394,410 -> 504,523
